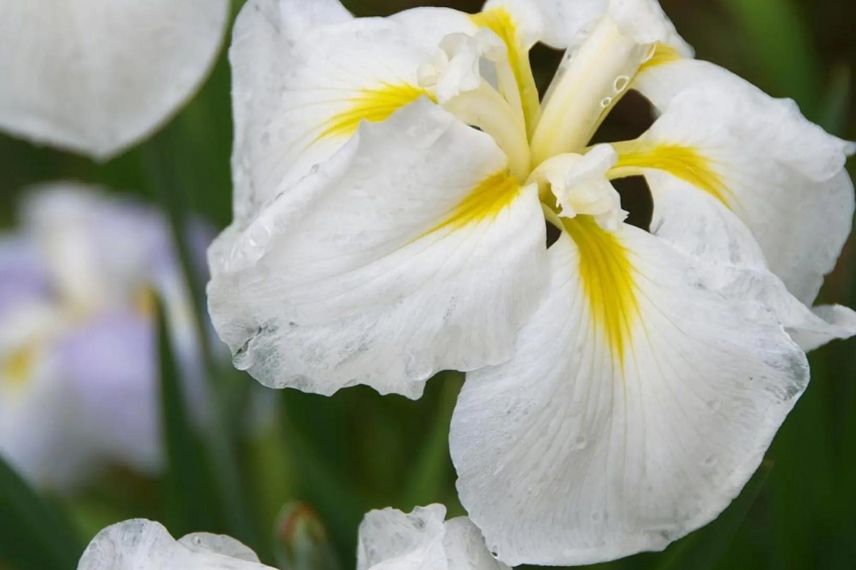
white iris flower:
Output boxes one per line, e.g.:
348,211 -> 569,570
0,184 -> 206,490
0,0 -> 228,160
208,0 -> 856,564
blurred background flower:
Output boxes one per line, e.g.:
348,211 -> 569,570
0,1 -> 854,570
0,183 -> 209,490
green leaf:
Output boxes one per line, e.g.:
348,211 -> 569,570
818,65 -> 852,135
142,132 -> 259,550
400,372 -> 462,509
719,0 -> 823,114
653,460 -> 773,570
156,298 -> 220,536
0,455 -> 83,569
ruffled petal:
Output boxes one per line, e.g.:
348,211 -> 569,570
357,504 -> 448,570
451,219 -> 809,566
230,0 -> 475,222
0,0 -> 228,160
357,505 -> 508,570
483,0 -> 690,52
644,172 -> 856,350
209,101 -> 547,399
628,59 -> 855,305
77,519 -> 272,569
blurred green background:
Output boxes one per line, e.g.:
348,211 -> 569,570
1,0 -> 855,569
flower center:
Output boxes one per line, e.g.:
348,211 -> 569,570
421,10 -> 657,222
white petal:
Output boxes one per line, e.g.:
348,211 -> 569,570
647,173 -> 856,350
21,183 -> 168,310
356,506 -> 507,570
357,504 -> 448,570
209,101 -> 548,398
484,0 -> 690,52
629,60 -> 855,305
77,519 -> 273,570
637,60 -> 854,305
443,518 -> 511,570
0,301 -> 97,491
230,0 -> 474,222
0,0 -> 228,160
451,221 -> 808,566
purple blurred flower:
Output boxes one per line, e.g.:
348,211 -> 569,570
0,183 -> 211,491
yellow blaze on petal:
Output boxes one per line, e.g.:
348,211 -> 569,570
428,171 -> 522,235
613,143 -> 731,207
639,43 -> 683,73
564,216 -> 638,365
471,8 -> 541,133
2,345 -> 37,389
318,84 -> 431,140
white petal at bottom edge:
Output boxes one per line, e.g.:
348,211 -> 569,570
357,505 -> 509,570
77,519 -> 272,570
451,223 -> 809,566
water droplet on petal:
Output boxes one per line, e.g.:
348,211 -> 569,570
613,75 -> 630,93
600,96 -> 613,109
573,436 -> 588,450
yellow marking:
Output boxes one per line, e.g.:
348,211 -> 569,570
613,143 -> 731,206
472,8 -> 541,134
318,84 -> 431,140
564,216 -> 638,364
639,43 -> 682,73
134,287 -> 156,317
428,171 -> 521,234
3,345 -> 36,389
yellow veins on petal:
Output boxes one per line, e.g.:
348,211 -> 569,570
318,84 -> 431,140
563,216 -> 638,365
613,143 -> 731,206
639,43 -> 683,73
428,171 -> 522,235
471,8 -> 541,134
2,344 -> 37,389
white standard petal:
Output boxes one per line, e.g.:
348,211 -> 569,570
209,101 -> 548,399
629,59 -> 855,305
451,219 -> 809,566
357,505 -> 508,570
230,0 -> 475,222
483,0 -> 690,52
77,519 -> 273,570
0,0 -> 228,160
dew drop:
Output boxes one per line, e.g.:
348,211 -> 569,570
591,511 -> 602,522
703,455 -> 718,468
600,96 -> 613,109
613,75 -> 630,93
309,163 -> 320,174
573,436 -> 588,450
707,399 -> 722,412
